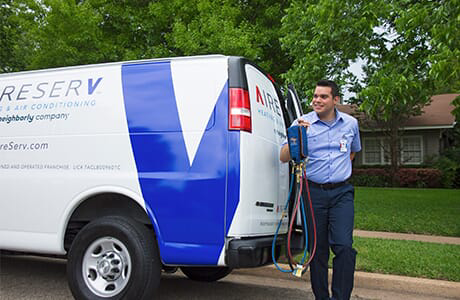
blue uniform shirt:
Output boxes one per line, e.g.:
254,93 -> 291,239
289,109 -> 361,184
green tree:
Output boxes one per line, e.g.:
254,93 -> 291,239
148,0 -> 291,78
281,0 -> 459,178
20,0 -> 291,81
28,0 -> 109,69
0,0 -> 44,72
425,0 -> 460,94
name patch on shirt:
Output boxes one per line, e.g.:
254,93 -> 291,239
339,139 -> 347,152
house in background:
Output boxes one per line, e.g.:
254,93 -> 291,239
337,94 -> 459,167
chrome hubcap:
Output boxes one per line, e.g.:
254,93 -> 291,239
96,251 -> 123,281
82,237 -> 131,297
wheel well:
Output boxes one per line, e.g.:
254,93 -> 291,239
64,193 -> 152,251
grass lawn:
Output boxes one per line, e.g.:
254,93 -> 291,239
294,237 -> 460,281
354,187 -> 460,236
353,237 -> 460,281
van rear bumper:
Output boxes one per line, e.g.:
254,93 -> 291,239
226,235 -> 284,268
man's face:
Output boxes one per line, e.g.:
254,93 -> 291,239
312,86 -> 339,119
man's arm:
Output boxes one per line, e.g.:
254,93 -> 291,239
280,144 -> 291,163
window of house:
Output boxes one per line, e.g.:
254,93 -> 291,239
363,136 -> 422,165
402,136 -> 423,164
363,138 -> 382,164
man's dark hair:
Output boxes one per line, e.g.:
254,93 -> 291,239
316,80 -> 340,98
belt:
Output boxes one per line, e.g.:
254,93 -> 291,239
307,180 -> 349,190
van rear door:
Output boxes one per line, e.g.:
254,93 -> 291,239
226,58 -> 289,237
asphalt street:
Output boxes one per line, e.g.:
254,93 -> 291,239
2,254 -> 458,300
0,254 -> 367,300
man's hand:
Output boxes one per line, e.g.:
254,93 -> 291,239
350,152 -> 356,161
297,119 -> 311,128
280,119 -> 310,163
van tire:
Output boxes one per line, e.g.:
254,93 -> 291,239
67,216 -> 161,300
181,266 -> 232,282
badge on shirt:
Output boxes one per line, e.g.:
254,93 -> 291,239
339,139 -> 348,152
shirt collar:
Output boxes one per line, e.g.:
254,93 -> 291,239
312,108 -> 343,124
335,108 -> 344,122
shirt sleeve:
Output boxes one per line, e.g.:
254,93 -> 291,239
351,118 -> 361,152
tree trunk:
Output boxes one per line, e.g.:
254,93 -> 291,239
389,124 -> 401,186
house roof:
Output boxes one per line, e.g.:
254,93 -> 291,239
337,93 -> 458,130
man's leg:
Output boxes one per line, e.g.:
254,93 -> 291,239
329,184 -> 356,300
309,186 -> 330,300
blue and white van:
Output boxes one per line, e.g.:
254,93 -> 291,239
0,55 -> 300,299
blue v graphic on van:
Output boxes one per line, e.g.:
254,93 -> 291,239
122,60 -> 231,265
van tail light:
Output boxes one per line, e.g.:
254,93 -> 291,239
229,88 -> 252,132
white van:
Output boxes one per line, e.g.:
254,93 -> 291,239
0,55 -> 299,299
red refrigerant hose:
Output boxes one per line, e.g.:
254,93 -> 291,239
286,169 -> 317,273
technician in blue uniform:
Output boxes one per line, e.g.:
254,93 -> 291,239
280,80 -> 361,300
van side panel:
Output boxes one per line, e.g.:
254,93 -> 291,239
0,56 -> 245,265
121,58 -> 231,265
0,65 -> 143,254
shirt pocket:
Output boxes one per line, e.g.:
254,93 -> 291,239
339,129 -> 354,140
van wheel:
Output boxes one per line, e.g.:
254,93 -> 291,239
181,266 -> 232,282
67,216 -> 161,300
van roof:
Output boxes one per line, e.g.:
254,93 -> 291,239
0,54 -> 229,78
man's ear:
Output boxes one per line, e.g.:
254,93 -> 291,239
334,96 -> 340,105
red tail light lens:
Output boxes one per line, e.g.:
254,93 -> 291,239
229,88 -> 251,132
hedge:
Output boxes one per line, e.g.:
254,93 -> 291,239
350,168 -> 443,188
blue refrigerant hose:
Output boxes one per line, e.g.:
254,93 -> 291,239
271,171 -> 310,273
271,171 -> 295,273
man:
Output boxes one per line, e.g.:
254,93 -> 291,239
280,80 -> 361,300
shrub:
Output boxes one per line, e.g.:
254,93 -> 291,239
351,168 -> 443,188
434,156 -> 460,188
350,168 -> 390,187
394,168 -> 442,188
349,174 -> 389,187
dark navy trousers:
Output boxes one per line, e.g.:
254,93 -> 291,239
308,183 -> 357,300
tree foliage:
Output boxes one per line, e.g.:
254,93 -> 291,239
281,0 -> 459,174
147,0 -> 292,77
0,0 -> 44,72
28,0 -> 107,68
3,0 -> 291,80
